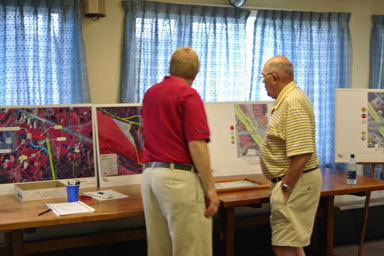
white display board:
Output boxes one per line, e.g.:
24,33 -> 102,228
335,89 -> 384,162
205,101 -> 274,176
93,101 -> 274,186
93,104 -> 143,187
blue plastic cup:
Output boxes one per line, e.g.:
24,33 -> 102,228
66,185 -> 80,202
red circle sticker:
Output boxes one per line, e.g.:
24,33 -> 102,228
79,195 -> 93,202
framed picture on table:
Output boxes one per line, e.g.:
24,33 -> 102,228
214,177 -> 270,193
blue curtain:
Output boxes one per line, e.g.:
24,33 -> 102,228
120,0 -> 250,103
250,10 -> 352,168
368,15 -> 384,178
0,0 -> 90,105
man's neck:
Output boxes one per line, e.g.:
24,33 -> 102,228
174,76 -> 194,86
275,79 -> 294,99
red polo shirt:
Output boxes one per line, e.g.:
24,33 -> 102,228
141,76 -> 210,165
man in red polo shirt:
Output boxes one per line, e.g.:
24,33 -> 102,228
140,47 -> 219,256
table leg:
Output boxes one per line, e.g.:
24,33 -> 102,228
220,207 -> 235,256
318,196 -> 335,256
10,229 -> 24,256
358,164 -> 377,256
358,191 -> 371,256
325,196 -> 335,256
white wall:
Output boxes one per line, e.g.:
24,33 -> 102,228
82,0 -> 384,103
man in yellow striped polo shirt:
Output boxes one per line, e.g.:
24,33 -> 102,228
260,56 -> 322,256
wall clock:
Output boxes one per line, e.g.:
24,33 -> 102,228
229,0 -> 247,8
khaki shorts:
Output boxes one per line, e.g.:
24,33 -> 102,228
270,168 -> 322,247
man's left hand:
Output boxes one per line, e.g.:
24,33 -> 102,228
282,189 -> 292,203
204,187 -> 220,217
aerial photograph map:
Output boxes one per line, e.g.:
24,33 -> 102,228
234,103 -> 268,157
368,92 -> 384,149
0,106 -> 94,184
96,106 -> 143,178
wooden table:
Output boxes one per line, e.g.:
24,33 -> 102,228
0,185 -> 145,256
3,168 -> 384,256
216,168 -> 384,256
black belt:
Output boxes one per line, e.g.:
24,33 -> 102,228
270,166 -> 319,184
144,162 -> 195,172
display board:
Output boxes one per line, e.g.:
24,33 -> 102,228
205,101 -> 274,176
335,89 -> 384,162
94,104 -> 143,187
94,101 -> 273,186
0,102 -> 275,191
0,105 -> 97,194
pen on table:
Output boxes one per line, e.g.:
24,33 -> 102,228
38,209 -> 52,216
97,192 -> 113,198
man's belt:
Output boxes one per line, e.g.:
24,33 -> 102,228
271,166 -> 319,184
144,162 -> 195,172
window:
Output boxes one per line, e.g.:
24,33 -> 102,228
120,1 -> 250,103
250,10 -> 351,168
0,0 -> 90,105
121,3 -> 352,168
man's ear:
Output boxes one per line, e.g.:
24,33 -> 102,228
273,74 -> 279,81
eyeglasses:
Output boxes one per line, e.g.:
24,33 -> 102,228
260,73 -> 274,81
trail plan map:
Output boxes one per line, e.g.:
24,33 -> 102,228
95,105 -> 143,181
0,106 -> 94,184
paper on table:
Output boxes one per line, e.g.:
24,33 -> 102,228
84,190 -> 129,201
46,201 -> 95,216
214,180 -> 257,189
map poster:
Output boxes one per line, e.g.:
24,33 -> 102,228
235,104 -> 269,158
335,89 -> 384,162
0,105 -> 96,194
205,101 -> 273,176
94,104 -> 143,187
367,92 -> 384,149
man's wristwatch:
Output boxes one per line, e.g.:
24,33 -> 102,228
281,183 -> 291,192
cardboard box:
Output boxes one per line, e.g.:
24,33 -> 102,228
15,181 -> 66,201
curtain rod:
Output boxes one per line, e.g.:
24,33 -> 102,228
144,0 -> 345,13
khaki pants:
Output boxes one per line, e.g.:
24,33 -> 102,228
141,166 -> 212,256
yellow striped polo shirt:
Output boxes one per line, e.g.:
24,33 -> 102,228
260,81 -> 319,180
